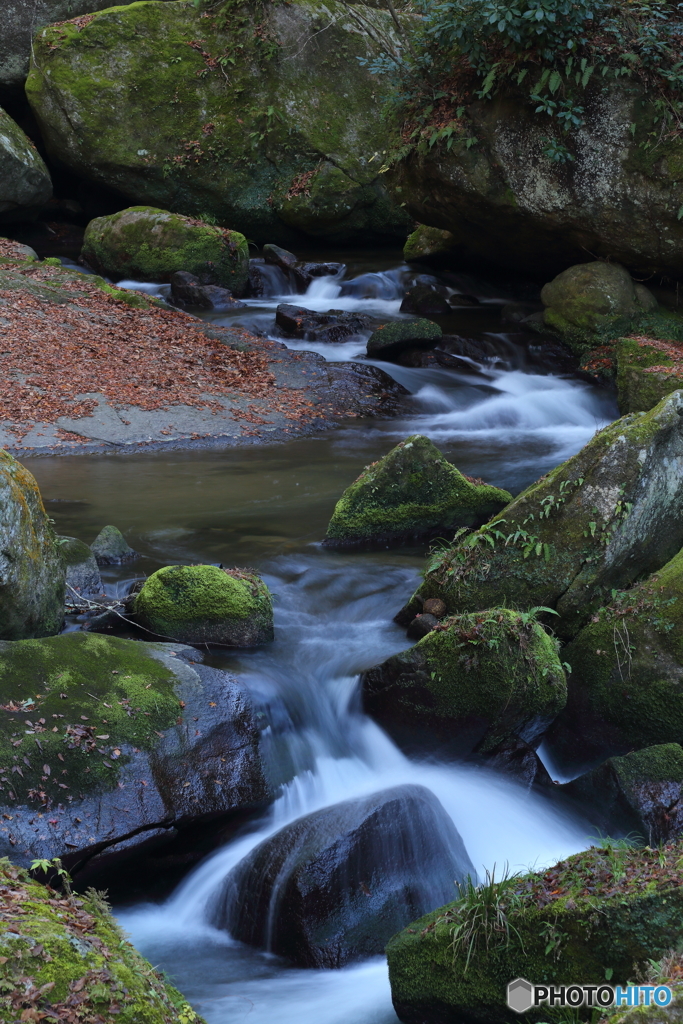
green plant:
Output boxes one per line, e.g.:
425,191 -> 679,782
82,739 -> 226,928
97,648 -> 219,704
439,865 -> 524,972
30,856 -> 72,895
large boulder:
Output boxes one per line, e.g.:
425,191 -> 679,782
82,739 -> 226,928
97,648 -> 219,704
387,842 -> 683,1024
362,610 -> 566,758
25,0 -> 409,246
81,207 -> 249,292
399,391 -> 683,639
0,105 -> 52,221
0,448 -> 65,639
0,858 -> 204,1023
387,81 -> 683,280
134,564 -> 274,646
0,632 -> 269,867
616,336 -> 683,414
544,548 -> 683,774
214,784 -> 475,968
324,435 -> 511,549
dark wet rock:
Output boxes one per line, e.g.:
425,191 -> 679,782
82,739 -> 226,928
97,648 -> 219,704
400,283 -> 451,317
324,434 -> 511,549
134,564 -> 274,647
449,294 -> 481,307
502,301 -> 544,325
263,243 -> 298,269
363,610 -> 566,759
366,319 -> 442,360
275,303 -> 371,343
213,784 -> 475,968
60,535 -> 104,608
90,524 -> 137,565
563,744 -> 683,846
477,737 -> 555,790
169,271 -> 246,311
246,260 -> 265,297
406,613 -> 439,640
0,106 -> 52,223
300,261 -> 344,278
0,632 -> 270,867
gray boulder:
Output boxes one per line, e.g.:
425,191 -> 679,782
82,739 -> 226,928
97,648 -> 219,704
0,105 -> 51,221
60,535 -> 104,608
90,524 -> 137,565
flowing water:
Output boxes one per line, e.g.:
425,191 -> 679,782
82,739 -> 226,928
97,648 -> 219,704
28,253 -> 619,1023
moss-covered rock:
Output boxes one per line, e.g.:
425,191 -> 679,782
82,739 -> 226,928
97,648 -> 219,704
324,435 -> 511,549
616,336 -> 683,414
81,207 -> 249,292
387,842 -> 683,1024
26,0 -> 409,246
90,524 -> 138,565
362,609 -> 566,758
403,224 -> 456,265
609,953 -> 683,1024
0,858 -> 204,1023
60,535 -> 104,608
367,320 -> 443,360
134,564 -> 274,646
544,549 -> 683,774
0,448 -> 65,640
0,632 -> 269,865
398,391 -> 683,639
0,105 -> 52,221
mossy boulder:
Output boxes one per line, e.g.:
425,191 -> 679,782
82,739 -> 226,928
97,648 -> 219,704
0,448 -> 65,640
60,536 -> 104,608
387,841 -> 683,1024
362,609 -> 566,758
134,564 -> 274,646
544,548 -> 683,774
563,744 -> 683,846
616,336 -> 683,414
0,858 -> 204,1024
81,207 -> 249,292
366,320 -> 443,360
324,435 -> 511,549
26,0 -> 409,246
399,391 -> 683,640
403,224 -> 457,265
0,105 -> 52,221
0,632 -> 269,865
90,524 -> 137,565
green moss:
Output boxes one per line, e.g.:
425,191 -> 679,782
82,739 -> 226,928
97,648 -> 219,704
0,859 -> 204,1023
404,225 -> 456,263
0,633 -> 183,802
366,320 -> 443,358
387,842 -> 683,1024
616,336 -> 683,413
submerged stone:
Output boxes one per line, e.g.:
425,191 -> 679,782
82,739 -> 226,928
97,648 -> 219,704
134,564 -> 274,646
324,434 -> 511,549
366,319 -> 442,360
214,784 -> 474,968
362,609 -> 566,758
90,524 -> 137,565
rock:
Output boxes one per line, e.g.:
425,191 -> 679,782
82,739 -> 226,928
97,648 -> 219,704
213,784 -> 475,968
563,744 -> 683,846
386,80 -> 683,280
403,225 -> 456,265
478,736 -> 554,790
134,564 -> 274,646
275,303 -> 371,343
362,610 -> 566,759
541,262 -> 657,354
26,0 -> 409,246
406,613 -> 439,640
263,243 -> 297,269
0,449 -> 65,640
616,336 -> 683,414
387,842 -> 683,1024
300,261 -> 344,278
367,319 -> 442,360
423,598 -> 447,618
0,632 -> 269,866
400,283 -> 451,317
169,271 -> 246,310
323,434 -> 511,549
610,957 -> 683,1024
60,535 -> 104,608
81,207 -> 250,293
0,237 -> 38,260
90,524 -> 137,565
0,105 -> 52,222
501,301 -> 544,325
544,548 -> 683,773
0,859 -> 204,1024
398,391 -> 683,639
246,260 -> 265,297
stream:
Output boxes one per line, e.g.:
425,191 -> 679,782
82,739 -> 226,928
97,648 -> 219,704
27,252 -> 619,1024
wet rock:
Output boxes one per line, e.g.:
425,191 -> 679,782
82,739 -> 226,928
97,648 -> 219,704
169,271 -> 246,311
60,535 -> 104,608
81,207 -> 249,293
300,261 -> 344,278
0,632 -> 269,866
214,784 -> 475,968
448,293 -> 480,307
406,613 -> 439,640
324,434 -> 511,549
0,449 -> 65,639
423,598 -> 446,618
275,303 -> 371,343
263,242 -> 298,270
563,744 -> 683,846
403,225 -> 456,266
398,391 -> 683,639
616,335 -> 683,413
134,564 -> 274,646
366,319 -> 442,360
501,301 -> 544,325
246,260 -> 265,297
0,106 -> 52,222
90,524 -> 137,565
400,283 -> 451,317
477,736 -> 555,790
363,610 -> 566,759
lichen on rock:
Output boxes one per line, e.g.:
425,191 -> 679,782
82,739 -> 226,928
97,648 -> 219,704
0,104 -> 52,221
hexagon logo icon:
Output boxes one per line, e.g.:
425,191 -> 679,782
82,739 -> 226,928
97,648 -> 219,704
507,978 -> 534,1013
